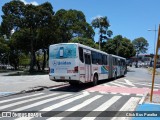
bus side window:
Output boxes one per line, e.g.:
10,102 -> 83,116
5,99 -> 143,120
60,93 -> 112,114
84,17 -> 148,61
98,53 -> 102,65
115,58 -> 117,65
102,55 -> 107,65
106,55 -> 108,65
91,51 -> 96,64
79,47 -> 84,63
102,55 -> 105,65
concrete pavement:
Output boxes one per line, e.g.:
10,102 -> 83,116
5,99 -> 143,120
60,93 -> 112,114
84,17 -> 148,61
0,72 -> 66,96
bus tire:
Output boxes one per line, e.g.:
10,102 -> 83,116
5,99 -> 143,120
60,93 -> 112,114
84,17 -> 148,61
92,74 -> 98,86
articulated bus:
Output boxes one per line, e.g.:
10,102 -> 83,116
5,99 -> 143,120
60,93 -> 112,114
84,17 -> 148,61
49,43 -> 127,86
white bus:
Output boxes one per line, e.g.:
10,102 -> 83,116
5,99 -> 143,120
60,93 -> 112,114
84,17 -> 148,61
49,43 -> 127,86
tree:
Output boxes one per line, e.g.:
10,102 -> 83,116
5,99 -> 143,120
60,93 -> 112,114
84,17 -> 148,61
54,9 -> 95,43
91,16 -> 112,49
132,37 -> 149,67
102,35 -> 136,58
0,37 -> 10,65
69,37 -> 98,49
1,0 -> 25,37
2,1 -> 54,72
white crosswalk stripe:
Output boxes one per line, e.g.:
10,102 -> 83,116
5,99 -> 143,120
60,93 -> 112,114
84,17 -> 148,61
0,93 -> 44,104
12,94 -> 72,111
109,82 -> 126,87
81,96 -> 122,120
0,93 -> 59,110
124,79 -> 135,87
128,80 -> 160,86
47,95 -> 102,120
41,91 -> 90,111
134,82 -> 160,88
111,97 -> 140,120
15,92 -> 90,120
103,80 -> 160,89
103,84 -> 110,86
114,81 -> 135,87
0,91 -> 142,120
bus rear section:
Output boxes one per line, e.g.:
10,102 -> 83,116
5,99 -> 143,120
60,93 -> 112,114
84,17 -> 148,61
108,54 -> 127,79
49,43 -> 80,83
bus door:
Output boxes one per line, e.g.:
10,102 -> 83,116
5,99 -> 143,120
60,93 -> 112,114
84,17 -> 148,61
117,59 -> 121,76
108,55 -> 113,78
84,50 -> 91,82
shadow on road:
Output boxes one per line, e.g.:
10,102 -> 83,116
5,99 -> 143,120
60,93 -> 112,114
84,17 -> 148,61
49,83 -> 93,92
49,76 -> 126,93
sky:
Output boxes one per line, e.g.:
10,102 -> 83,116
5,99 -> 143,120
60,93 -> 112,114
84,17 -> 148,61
0,0 -> 160,54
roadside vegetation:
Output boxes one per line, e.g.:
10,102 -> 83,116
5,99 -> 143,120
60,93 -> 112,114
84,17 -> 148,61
0,0 -> 149,73
148,67 -> 160,75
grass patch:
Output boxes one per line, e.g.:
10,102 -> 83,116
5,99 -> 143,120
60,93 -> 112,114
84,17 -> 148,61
148,67 -> 160,75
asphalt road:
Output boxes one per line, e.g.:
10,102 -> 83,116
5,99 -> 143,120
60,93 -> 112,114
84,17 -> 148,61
126,66 -> 160,84
0,67 -> 160,119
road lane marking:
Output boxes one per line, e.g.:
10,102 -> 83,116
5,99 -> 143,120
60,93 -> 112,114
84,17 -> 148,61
0,93 -> 44,104
114,81 -> 134,87
136,94 -> 143,96
41,91 -> 90,111
120,93 -> 130,95
134,82 -> 160,88
81,96 -> 122,120
109,82 -> 126,87
124,79 -> 135,87
12,94 -> 71,111
0,93 -> 59,110
103,84 -> 110,86
111,97 -> 140,120
67,95 -> 102,111
15,92 -> 89,120
46,95 -> 102,120
127,80 -> 160,86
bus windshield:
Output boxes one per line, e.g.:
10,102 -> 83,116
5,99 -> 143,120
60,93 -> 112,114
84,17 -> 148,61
49,44 -> 77,59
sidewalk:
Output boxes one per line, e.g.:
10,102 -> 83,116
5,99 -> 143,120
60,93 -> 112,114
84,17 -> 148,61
132,93 -> 160,120
0,73 -> 67,96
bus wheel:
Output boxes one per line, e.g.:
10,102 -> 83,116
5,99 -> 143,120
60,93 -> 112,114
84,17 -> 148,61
92,74 -> 98,86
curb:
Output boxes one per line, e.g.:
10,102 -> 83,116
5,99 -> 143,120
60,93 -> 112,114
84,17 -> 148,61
138,92 -> 149,104
0,83 -> 69,98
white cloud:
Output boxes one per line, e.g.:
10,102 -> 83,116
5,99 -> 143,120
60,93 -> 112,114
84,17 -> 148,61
20,0 -> 38,6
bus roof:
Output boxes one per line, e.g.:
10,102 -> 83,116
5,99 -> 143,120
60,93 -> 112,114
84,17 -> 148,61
50,43 -> 109,55
111,54 -> 126,60
49,43 -> 126,59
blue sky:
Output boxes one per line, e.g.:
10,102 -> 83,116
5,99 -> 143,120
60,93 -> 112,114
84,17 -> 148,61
0,0 -> 160,54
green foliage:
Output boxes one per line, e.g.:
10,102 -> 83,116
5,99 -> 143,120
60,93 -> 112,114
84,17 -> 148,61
54,9 -> 95,42
10,28 -> 31,52
0,37 -> 10,64
1,0 -> 25,36
19,54 -> 30,66
0,0 -> 141,71
69,37 -> 98,49
0,37 -> 9,54
132,37 -> 149,55
102,35 -> 136,58
91,16 -> 112,43
1,1 -> 54,72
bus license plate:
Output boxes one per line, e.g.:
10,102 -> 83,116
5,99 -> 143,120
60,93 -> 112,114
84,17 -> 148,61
60,76 -> 65,79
